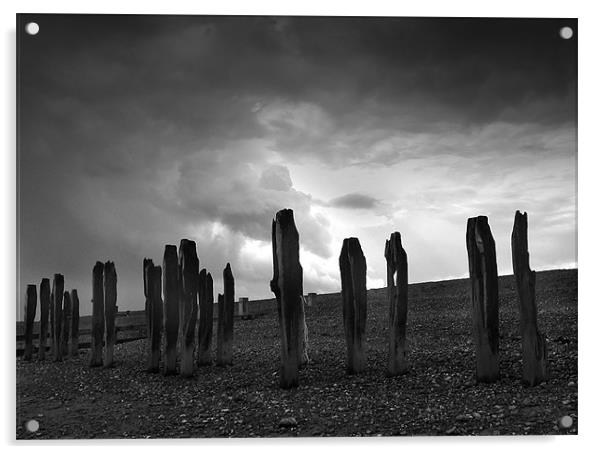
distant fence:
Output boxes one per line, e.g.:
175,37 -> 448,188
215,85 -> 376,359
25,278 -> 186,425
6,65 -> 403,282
16,296 -> 293,356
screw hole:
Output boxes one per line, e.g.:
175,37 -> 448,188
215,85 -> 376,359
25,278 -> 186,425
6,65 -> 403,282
24,419 -> 39,432
25,22 -> 39,35
559,26 -> 573,40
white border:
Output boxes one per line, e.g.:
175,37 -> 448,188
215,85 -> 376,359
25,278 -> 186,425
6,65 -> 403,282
3,1 -> 600,452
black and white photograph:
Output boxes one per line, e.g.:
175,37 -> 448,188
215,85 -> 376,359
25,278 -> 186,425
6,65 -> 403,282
15,13 -> 577,439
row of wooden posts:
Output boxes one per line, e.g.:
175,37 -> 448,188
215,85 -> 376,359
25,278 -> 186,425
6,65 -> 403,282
143,240 -> 236,377
271,208 -> 549,388
21,208 -> 548,390
21,262 -> 118,366
22,275 -> 80,361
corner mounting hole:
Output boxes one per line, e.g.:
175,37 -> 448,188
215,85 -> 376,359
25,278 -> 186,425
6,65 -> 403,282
25,419 -> 39,432
559,26 -> 573,40
25,22 -> 39,35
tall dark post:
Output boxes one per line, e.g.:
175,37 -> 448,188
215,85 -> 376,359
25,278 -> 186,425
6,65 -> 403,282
104,261 -> 117,367
89,262 -> 104,367
38,278 -> 50,360
143,258 -> 153,336
197,269 -> 214,366
61,291 -> 72,357
217,263 -> 234,366
49,291 -> 55,356
339,238 -> 368,374
163,246 -> 179,375
179,240 -> 199,377
385,232 -> 409,376
216,293 -> 225,362
70,289 -> 80,357
466,216 -> 500,383
23,285 -> 37,361
270,209 -> 305,388
52,274 -> 64,362
512,211 -> 548,386
147,263 -> 163,372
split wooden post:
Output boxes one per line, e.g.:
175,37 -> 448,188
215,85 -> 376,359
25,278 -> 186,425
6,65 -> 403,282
270,209 -> 305,388
217,263 -> 234,366
104,261 -> 117,367
162,246 -> 179,374
179,239 -> 199,377
23,285 -> 37,361
70,290 -> 80,357
52,274 -> 64,362
511,210 -> 548,386
89,262 -> 105,367
385,232 -> 409,376
339,237 -> 368,374
61,291 -> 71,357
466,216 -> 500,383
147,263 -> 163,372
39,278 -> 50,360
197,269 -> 213,366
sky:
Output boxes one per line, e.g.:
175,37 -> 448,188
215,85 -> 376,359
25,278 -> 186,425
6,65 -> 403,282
18,15 -> 577,316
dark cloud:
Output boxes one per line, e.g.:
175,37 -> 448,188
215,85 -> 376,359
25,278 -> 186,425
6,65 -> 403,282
17,15 -> 576,314
329,193 -> 381,210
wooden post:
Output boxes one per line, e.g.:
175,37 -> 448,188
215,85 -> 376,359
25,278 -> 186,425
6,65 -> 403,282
70,290 -> 79,357
23,285 -> 37,361
143,258 -> 152,336
466,216 -> 500,383
104,261 -> 117,367
49,291 -> 55,356
162,246 -> 179,374
39,278 -> 50,360
52,274 -> 64,362
89,262 -> 104,367
512,210 -> 548,386
179,240 -> 199,377
197,269 -> 213,366
385,232 -> 409,376
270,209 -> 304,388
61,291 -> 71,357
217,263 -> 234,366
216,293 -> 225,363
147,263 -> 163,372
339,237 -> 368,374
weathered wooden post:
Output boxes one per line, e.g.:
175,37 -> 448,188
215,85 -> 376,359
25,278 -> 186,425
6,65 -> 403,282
216,293 -> 225,363
197,269 -> 213,366
39,278 -> 50,360
466,216 -> 500,383
216,263 -> 234,366
23,285 -> 37,361
270,209 -> 305,388
143,258 -> 152,334
52,274 -> 64,362
89,262 -> 105,367
339,237 -> 368,374
70,289 -> 79,357
179,240 -> 199,377
385,232 -> 409,376
61,291 -> 72,357
147,262 -> 163,372
49,291 -> 55,355
511,210 -> 548,386
104,261 -> 117,367
238,297 -> 249,316
162,246 -> 179,374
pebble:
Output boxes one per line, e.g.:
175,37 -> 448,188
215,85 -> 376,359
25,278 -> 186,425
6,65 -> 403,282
445,426 -> 457,435
278,417 -> 298,428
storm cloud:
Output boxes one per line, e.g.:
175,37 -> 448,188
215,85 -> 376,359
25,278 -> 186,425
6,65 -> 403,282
18,15 -> 577,315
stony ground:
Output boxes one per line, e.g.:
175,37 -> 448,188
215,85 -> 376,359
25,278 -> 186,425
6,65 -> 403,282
16,269 -> 577,439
